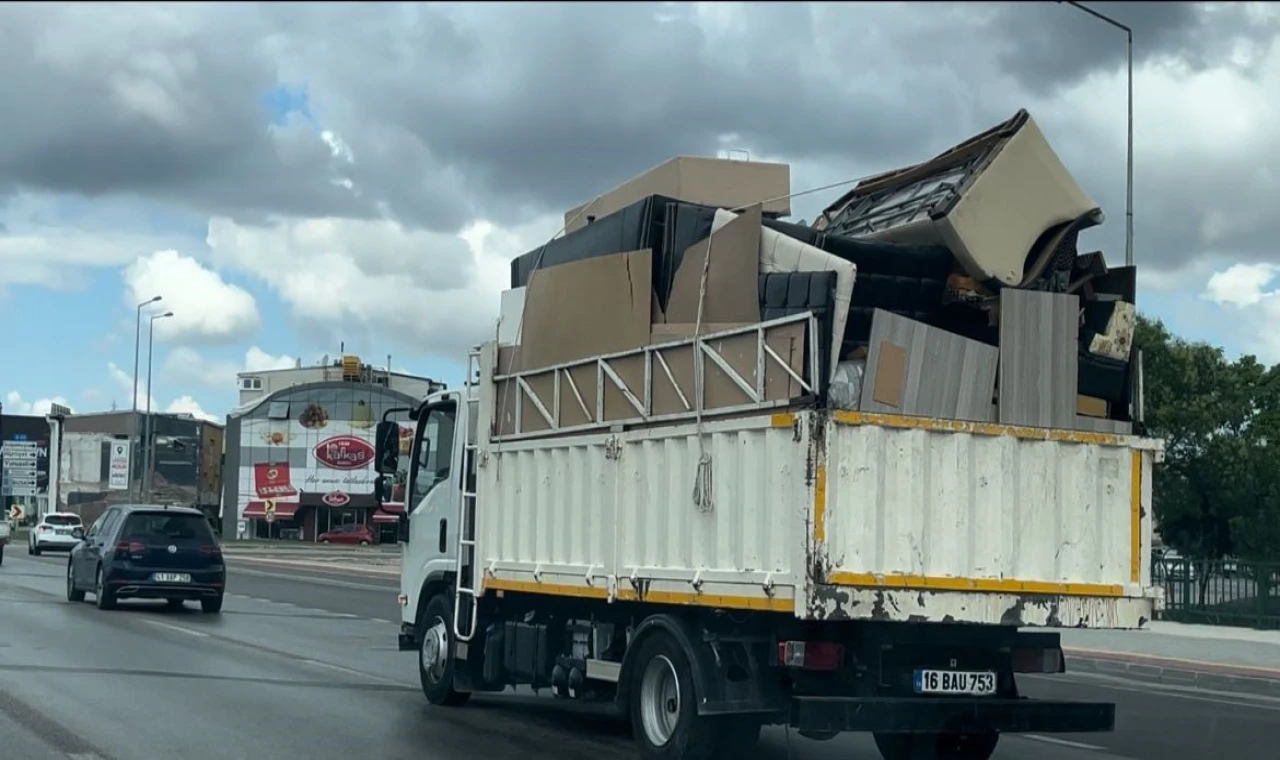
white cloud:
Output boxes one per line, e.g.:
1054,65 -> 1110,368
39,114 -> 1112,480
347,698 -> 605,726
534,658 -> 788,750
3,391 -> 73,416
245,346 -> 296,372
1198,262 -> 1280,363
108,361 -> 222,422
1203,263 -> 1280,307
0,193 -> 193,289
165,395 -> 219,423
206,214 -> 549,360
107,361 -> 154,410
122,250 -> 260,344
164,345 -> 298,390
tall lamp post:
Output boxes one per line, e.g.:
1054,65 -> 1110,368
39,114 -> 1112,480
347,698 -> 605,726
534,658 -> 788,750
131,295 -> 162,500
1060,1 -> 1134,267
142,311 -> 174,498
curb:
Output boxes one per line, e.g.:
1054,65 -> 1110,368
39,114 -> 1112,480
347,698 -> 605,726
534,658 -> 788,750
227,555 -> 401,578
1065,647 -> 1280,698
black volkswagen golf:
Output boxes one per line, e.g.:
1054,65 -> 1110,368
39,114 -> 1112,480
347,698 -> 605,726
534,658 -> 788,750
67,504 -> 226,613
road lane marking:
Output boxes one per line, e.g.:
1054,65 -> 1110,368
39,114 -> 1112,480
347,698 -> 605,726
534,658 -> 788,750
1024,735 -> 1105,751
228,565 -> 398,591
1026,673 -> 1280,710
143,620 -> 209,638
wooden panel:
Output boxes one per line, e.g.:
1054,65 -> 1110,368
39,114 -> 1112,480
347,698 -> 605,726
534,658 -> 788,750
998,290 -> 1079,429
859,309 -> 998,422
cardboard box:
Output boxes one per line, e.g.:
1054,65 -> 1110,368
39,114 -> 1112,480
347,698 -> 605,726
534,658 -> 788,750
1076,394 -> 1109,419
565,156 -> 791,233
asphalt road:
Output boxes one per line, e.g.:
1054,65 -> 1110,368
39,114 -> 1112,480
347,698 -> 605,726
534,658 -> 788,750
2,552 -> 1278,760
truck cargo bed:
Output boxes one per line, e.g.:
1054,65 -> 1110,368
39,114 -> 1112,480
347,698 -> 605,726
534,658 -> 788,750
474,346 -> 1159,628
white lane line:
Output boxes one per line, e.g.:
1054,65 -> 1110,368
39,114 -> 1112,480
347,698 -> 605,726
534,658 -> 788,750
1024,735 -> 1105,751
68,754 -> 106,760
1026,673 -> 1280,711
143,619 -> 209,638
371,618 -> 391,624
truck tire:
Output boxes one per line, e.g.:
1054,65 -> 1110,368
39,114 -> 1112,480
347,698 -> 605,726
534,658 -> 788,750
873,731 -> 1000,760
418,594 -> 471,707
629,630 -> 726,760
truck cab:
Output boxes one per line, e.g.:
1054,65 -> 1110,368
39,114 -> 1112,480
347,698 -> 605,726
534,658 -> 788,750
374,388 -> 473,652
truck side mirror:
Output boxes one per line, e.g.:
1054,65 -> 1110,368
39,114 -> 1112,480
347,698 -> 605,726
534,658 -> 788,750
375,421 -> 400,475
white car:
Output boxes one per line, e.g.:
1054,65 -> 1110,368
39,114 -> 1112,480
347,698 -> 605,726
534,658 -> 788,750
28,513 -> 84,555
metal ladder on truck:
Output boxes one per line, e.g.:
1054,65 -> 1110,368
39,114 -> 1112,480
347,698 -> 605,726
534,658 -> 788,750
452,348 -> 483,643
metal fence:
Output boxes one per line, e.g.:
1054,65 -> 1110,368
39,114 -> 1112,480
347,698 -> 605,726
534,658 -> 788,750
1154,556 -> 1280,629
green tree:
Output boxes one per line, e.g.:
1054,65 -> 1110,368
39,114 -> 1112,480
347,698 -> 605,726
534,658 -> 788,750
1136,317 -> 1280,561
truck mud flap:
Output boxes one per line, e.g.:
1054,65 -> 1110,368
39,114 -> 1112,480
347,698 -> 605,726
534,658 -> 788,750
398,623 -> 417,652
789,696 -> 1115,735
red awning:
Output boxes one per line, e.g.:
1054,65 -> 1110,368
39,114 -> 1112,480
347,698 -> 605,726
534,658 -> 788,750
243,501 -> 301,519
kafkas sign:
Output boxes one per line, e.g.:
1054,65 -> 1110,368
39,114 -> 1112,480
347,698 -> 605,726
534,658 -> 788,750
313,436 -> 374,471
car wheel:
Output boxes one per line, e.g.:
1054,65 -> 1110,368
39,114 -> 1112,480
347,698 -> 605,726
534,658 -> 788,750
201,594 -> 223,614
419,594 -> 471,707
31,542 -> 40,556
66,562 -> 85,602
322,539 -> 331,544
94,566 -> 117,610
360,540 -> 370,546
0,544 -> 4,566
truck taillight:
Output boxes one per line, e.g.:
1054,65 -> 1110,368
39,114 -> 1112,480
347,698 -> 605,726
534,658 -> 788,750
778,640 -> 845,671
1012,647 -> 1063,674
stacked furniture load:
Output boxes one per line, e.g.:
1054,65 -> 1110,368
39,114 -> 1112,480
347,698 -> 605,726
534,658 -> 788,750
496,108 -> 1139,438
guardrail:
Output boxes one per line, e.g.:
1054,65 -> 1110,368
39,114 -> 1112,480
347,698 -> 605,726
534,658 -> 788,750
1154,557 -> 1280,630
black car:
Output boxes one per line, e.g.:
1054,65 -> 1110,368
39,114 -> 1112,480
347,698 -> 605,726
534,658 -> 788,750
66,504 -> 225,613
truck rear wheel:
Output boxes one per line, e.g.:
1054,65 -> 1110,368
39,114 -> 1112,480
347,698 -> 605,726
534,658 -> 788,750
873,731 -> 1000,760
418,594 -> 471,707
628,631 -> 756,760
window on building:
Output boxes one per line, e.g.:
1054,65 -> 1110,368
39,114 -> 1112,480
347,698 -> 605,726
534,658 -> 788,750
240,377 -> 263,391
267,401 -> 290,420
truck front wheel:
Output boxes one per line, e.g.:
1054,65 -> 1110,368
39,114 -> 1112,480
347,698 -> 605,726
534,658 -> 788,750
418,594 -> 471,707
873,731 -> 1000,760
628,631 -> 757,760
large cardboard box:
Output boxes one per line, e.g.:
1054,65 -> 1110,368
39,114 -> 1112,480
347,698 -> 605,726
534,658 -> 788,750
565,156 -> 790,233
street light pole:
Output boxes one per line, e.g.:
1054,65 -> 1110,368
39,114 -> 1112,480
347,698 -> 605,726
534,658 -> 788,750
142,311 -> 174,498
1061,1 -> 1134,267
131,295 -> 162,500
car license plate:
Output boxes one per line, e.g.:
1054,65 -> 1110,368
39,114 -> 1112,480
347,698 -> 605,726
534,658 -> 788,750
152,572 -> 191,583
55,529 -> 71,535
913,669 -> 996,696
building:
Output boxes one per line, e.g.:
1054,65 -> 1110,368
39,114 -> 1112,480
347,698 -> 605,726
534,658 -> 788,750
58,411 -> 225,528
222,354 -> 444,543
237,354 -> 441,407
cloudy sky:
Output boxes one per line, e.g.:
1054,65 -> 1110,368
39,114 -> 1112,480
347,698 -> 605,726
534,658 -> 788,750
2,1 -> 1278,421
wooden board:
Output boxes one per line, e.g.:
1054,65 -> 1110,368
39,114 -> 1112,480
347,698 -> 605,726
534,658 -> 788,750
998,289 -> 1079,429
859,309 -> 998,422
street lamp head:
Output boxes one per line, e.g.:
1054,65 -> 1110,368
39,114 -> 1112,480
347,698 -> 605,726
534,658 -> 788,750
150,295 -> 163,303
161,311 -> 174,318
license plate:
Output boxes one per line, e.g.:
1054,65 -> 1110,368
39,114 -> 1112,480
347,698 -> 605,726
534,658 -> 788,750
55,529 -> 71,535
152,572 -> 191,583
913,669 -> 996,696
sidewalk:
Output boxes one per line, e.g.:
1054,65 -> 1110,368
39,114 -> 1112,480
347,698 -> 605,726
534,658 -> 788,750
1061,621 -> 1280,697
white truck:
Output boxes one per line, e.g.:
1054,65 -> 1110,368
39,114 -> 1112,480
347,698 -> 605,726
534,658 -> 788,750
374,313 -> 1162,760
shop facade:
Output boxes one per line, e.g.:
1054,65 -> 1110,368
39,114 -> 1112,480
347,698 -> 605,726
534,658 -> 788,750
221,381 -> 419,542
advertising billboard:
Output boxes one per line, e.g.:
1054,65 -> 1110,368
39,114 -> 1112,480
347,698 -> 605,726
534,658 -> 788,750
235,397 -> 412,520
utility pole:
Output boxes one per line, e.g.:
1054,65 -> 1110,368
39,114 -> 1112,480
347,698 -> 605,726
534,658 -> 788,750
131,295 -> 162,499
1060,1 -> 1134,267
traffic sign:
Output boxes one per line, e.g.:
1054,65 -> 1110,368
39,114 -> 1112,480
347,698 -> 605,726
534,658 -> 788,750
264,499 -> 277,524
